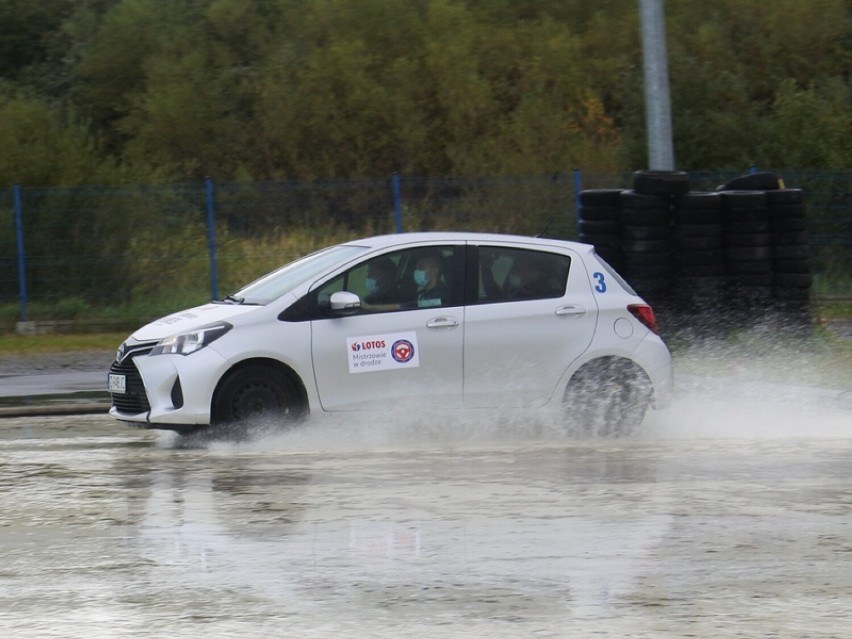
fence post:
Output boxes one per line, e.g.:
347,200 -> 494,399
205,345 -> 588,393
392,173 -> 403,233
572,168 -> 583,221
205,177 -> 219,300
13,183 -> 27,321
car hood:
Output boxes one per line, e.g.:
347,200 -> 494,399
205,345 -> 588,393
130,302 -> 267,342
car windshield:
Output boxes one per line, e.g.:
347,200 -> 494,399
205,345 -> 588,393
226,245 -> 368,305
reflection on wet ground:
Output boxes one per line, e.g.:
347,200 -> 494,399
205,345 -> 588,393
2,405 -> 852,638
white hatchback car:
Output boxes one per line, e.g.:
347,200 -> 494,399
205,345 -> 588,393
108,232 -> 672,437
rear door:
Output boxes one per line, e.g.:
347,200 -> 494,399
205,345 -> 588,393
463,243 -> 598,407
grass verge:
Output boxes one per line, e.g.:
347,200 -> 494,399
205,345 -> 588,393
0,332 -> 128,357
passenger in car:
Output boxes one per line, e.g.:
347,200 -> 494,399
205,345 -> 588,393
413,251 -> 449,307
504,256 -> 549,299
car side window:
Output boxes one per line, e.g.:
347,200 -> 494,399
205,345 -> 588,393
476,247 -> 570,304
312,246 -> 456,316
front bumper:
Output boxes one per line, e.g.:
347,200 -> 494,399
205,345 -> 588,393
109,347 -> 230,427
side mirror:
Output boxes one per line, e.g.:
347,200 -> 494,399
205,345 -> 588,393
329,291 -> 362,314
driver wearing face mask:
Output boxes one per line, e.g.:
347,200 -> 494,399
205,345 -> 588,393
413,251 -> 448,308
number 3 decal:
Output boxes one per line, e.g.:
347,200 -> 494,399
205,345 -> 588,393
593,272 -> 607,293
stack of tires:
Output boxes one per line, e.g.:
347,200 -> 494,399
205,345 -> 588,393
618,190 -> 673,308
576,170 -> 813,338
671,192 -> 727,329
619,171 -> 690,312
577,189 -> 624,271
720,190 -> 774,323
767,188 -> 812,330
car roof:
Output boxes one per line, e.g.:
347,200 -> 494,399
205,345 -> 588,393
342,231 -> 596,255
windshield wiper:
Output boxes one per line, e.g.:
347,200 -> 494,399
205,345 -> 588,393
219,294 -> 245,304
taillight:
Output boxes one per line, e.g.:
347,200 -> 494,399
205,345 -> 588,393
628,303 -> 660,335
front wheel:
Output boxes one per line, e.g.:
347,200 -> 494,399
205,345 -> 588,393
212,363 -> 305,429
562,358 -> 653,437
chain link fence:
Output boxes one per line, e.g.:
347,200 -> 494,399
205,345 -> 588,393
2,170 -> 849,328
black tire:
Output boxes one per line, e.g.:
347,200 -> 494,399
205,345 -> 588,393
721,191 -> 769,222
770,217 -> 807,232
721,172 -> 782,191
673,248 -> 725,266
579,233 -> 620,248
673,235 -> 724,251
622,224 -> 671,241
212,363 -> 306,427
727,260 -> 773,275
726,245 -> 772,261
772,244 -> 810,260
674,191 -> 722,210
578,204 -> 621,222
726,220 -> 771,234
674,206 -> 723,225
766,188 -> 804,205
632,170 -> 691,195
578,219 -> 620,235
621,239 -> 671,254
623,251 -> 671,267
724,233 -> 771,247
672,193 -> 722,224
676,262 -> 727,277
625,262 -> 672,279
563,358 -> 653,437
772,230 -> 809,246
620,190 -> 672,210
775,272 -> 813,288
579,189 -> 623,207
674,223 -> 724,238
773,259 -> 811,274
768,203 -> 806,219
620,207 -> 671,226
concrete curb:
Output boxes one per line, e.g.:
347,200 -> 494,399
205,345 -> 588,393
0,402 -> 110,418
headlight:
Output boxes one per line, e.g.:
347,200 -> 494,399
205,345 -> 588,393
150,322 -> 232,356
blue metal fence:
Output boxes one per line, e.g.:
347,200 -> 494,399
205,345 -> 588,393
2,170 -> 850,323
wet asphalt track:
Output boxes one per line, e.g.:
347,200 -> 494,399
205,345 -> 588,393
2,375 -> 852,639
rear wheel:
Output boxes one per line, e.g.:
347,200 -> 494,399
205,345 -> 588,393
563,358 -> 653,437
212,363 -> 305,431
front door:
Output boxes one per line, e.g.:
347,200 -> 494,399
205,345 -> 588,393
310,244 -> 464,411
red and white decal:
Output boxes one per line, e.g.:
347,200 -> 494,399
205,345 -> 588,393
346,332 -> 419,373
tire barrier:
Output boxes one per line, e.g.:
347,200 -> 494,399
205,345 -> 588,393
577,171 -> 813,337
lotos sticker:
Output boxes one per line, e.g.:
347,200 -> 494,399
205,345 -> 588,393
346,332 -> 420,373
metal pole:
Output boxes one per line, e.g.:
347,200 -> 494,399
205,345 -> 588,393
13,183 -> 28,321
639,0 -> 675,170
204,177 -> 219,300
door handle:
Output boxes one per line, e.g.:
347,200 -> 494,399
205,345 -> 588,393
425,316 -> 460,329
555,305 -> 587,318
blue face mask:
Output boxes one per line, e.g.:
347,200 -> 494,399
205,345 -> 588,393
413,269 -> 428,287
365,277 -> 378,294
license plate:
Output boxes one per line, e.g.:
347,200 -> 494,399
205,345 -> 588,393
108,373 -> 126,394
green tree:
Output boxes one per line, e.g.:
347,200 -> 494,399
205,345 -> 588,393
762,79 -> 852,169
0,92 -> 107,186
